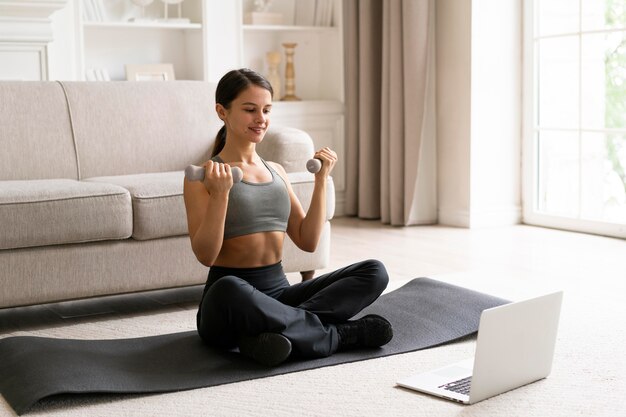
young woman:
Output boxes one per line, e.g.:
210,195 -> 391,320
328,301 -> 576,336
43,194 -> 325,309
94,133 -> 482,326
184,68 -> 393,367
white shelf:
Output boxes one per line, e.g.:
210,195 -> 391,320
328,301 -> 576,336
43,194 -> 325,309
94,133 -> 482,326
83,21 -> 202,30
242,24 -> 336,32
77,0 -> 205,81
236,0 -> 345,196
272,100 -> 343,115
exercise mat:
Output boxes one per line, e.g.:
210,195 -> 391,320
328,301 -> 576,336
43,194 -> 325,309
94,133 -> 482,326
0,277 -> 508,415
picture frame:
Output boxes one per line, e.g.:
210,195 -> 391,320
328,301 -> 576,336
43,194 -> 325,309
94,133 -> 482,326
125,63 -> 175,81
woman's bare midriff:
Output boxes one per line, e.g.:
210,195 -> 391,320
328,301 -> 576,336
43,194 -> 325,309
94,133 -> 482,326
212,231 -> 285,268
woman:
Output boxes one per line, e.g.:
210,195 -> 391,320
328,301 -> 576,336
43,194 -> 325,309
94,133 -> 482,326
184,68 -> 393,367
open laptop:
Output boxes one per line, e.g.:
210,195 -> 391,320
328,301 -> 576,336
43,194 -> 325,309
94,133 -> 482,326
397,291 -> 563,404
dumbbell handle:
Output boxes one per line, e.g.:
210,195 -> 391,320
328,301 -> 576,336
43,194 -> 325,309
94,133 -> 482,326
185,158 -> 322,182
185,165 -> 243,183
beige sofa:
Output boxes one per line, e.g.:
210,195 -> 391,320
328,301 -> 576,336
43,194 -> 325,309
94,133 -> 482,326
0,81 -> 334,309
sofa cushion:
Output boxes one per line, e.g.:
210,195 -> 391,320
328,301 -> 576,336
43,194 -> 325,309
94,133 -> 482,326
0,82 -> 79,181
61,81 -> 220,178
85,172 -> 187,241
0,180 -> 132,250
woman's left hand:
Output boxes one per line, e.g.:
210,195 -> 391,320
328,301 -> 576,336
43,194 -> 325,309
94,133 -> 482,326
313,147 -> 337,179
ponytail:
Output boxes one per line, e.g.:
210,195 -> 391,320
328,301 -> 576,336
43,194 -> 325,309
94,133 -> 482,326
211,125 -> 227,157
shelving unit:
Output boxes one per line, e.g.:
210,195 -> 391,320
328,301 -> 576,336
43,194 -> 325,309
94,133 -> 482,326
76,0 -> 205,81
241,29 -> 341,101
236,0 -> 345,204
238,0 -> 343,102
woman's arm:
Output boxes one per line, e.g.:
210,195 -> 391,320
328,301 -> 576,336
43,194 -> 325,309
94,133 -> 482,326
271,147 -> 337,253
183,161 -> 235,266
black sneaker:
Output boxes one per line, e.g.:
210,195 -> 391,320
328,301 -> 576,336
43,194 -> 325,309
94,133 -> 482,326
336,314 -> 393,350
238,332 -> 292,367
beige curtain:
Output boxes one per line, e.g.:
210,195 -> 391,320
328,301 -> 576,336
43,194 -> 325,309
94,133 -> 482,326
344,0 -> 437,226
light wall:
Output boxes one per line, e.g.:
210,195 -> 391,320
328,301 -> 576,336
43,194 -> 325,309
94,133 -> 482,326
436,0 -> 522,228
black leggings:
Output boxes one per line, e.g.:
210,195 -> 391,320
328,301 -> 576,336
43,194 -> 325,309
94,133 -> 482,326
196,259 -> 389,358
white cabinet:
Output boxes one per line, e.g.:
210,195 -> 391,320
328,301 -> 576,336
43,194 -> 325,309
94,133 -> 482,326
0,0 -> 69,81
0,45 -> 49,81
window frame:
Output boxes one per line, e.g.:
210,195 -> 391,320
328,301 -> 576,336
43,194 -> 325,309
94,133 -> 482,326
522,0 -> 626,238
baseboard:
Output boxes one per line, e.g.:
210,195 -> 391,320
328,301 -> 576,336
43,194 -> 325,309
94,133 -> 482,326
332,192 -> 437,224
469,205 -> 522,228
439,205 -> 522,228
438,207 -> 470,227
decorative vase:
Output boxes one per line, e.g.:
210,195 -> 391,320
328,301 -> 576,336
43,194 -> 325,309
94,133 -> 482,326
281,43 -> 301,101
266,51 -> 282,101
129,0 -> 154,22
253,0 -> 272,12
159,0 -> 189,23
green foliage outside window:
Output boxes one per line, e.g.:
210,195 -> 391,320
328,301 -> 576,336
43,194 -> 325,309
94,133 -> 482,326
605,0 -> 626,195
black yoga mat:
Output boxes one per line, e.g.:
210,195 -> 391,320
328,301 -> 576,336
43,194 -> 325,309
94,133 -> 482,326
0,277 -> 508,415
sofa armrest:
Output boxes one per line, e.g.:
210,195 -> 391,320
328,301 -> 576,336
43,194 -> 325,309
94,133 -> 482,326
288,172 -> 335,220
257,125 -> 315,173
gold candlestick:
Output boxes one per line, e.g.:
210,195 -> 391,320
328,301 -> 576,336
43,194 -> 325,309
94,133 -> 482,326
281,43 -> 301,101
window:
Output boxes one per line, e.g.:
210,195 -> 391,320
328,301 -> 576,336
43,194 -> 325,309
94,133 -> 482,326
523,0 -> 626,238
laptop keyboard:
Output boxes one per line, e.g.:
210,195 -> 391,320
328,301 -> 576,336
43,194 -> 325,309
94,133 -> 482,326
439,376 -> 472,395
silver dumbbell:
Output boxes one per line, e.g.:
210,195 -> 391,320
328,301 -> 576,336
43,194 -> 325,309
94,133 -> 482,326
185,158 -> 322,182
184,165 -> 244,183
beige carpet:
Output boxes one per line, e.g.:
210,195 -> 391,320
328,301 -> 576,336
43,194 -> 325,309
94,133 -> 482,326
1,221 -> 625,416
1,272 -> 624,417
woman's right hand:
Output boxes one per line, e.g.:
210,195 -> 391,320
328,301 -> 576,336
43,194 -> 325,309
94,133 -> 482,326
202,161 -> 237,195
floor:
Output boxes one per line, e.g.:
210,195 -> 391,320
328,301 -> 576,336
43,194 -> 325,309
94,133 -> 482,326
1,217 -> 625,416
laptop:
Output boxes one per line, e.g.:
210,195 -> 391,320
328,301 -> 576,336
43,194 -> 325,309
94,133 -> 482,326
396,291 -> 563,404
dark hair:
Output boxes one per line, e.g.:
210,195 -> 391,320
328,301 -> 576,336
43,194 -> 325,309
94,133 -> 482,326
211,68 -> 274,157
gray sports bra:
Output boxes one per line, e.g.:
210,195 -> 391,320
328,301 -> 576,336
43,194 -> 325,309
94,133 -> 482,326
212,156 -> 291,240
